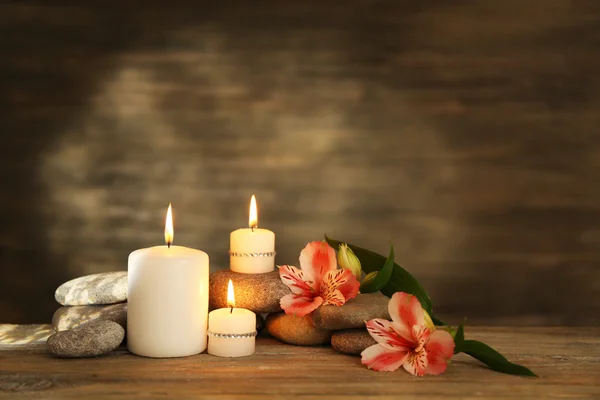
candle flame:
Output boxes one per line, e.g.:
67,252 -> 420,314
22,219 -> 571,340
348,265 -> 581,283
165,203 -> 173,247
227,279 -> 236,308
249,195 -> 258,229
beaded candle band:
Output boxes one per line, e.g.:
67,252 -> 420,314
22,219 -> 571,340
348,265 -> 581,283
207,331 -> 257,339
228,251 -> 277,258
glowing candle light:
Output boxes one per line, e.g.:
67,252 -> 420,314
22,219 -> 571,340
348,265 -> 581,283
229,195 -> 275,273
208,280 -> 257,357
127,204 -> 209,358
165,203 -> 173,247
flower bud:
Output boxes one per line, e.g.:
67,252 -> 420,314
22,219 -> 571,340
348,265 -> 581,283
337,243 -> 362,279
447,326 -> 457,338
423,309 -> 435,331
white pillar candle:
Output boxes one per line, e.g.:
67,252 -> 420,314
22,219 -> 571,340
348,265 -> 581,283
229,195 -> 275,274
208,280 -> 256,357
127,204 -> 209,358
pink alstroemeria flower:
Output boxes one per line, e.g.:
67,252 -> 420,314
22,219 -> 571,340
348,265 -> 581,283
279,241 -> 360,317
361,292 -> 455,375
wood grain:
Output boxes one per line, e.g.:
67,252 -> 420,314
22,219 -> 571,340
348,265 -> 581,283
0,1 -> 599,325
0,325 -> 599,399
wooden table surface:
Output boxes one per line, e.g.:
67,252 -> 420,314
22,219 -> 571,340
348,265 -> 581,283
0,325 -> 599,399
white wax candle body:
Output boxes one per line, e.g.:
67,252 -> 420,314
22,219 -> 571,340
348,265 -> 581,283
230,228 -> 275,273
128,245 -> 209,358
208,308 -> 256,357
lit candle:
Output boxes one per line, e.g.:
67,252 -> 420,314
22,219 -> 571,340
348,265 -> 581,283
127,204 -> 209,358
208,280 -> 256,357
229,195 -> 276,274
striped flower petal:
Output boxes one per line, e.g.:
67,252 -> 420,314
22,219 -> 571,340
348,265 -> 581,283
361,344 -> 409,372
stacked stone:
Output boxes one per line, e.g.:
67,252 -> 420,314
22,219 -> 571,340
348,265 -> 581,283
266,293 -> 386,353
47,272 -> 127,358
209,270 -> 385,355
314,293 -> 387,355
209,270 -> 289,336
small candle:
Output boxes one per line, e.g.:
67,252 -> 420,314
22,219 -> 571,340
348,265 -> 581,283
229,195 -> 275,274
127,204 -> 209,358
208,280 -> 256,357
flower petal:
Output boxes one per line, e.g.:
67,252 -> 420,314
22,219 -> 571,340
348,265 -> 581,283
389,292 -> 425,341
280,294 -> 323,317
425,330 -> 455,375
413,325 -> 432,349
279,265 -> 314,295
334,269 -> 360,302
321,268 -> 360,306
299,241 -> 336,285
403,350 -> 428,376
322,288 -> 346,307
366,319 -> 414,351
361,344 -> 409,372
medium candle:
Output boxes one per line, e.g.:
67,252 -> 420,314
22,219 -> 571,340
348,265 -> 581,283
229,195 -> 275,274
208,280 -> 256,357
127,204 -> 209,358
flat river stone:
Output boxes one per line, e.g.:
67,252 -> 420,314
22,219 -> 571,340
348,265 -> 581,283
331,329 -> 376,355
53,303 -> 127,331
313,292 -> 390,330
266,312 -> 332,345
210,270 -> 290,313
55,271 -> 127,306
47,320 -> 124,358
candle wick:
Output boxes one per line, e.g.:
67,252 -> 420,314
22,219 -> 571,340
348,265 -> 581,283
230,306 -> 233,314
251,225 -> 257,232
167,242 -> 171,249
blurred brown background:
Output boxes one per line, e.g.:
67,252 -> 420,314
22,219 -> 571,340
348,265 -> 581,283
1,1 -> 599,326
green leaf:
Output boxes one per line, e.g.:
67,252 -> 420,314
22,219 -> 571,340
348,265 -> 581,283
453,320 -> 465,354
461,340 -> 537,377
325,235 -> 433,314
431,315 -> 447,327
359,244 -> 395,293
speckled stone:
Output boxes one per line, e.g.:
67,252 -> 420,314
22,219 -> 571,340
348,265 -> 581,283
47,320 -> 124,358
52,303 -> 127,331
266,312 -> 332,346
331,329 -> 376,355
313,293 -> 390,330
210,270 -> 290,313
55,272 -> 127,306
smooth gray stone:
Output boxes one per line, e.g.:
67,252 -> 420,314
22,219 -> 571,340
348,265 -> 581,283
47,320 -> 124,358
266,312 -> 332,346
210,270 -> 290,314
331,329 -> 376,355
53,303 -> 127,331
55,272 -> 127,306
313,293 -> 390,330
